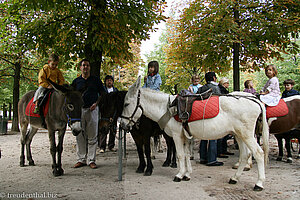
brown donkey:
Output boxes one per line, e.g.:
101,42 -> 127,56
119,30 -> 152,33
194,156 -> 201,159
18,82 -> 83,176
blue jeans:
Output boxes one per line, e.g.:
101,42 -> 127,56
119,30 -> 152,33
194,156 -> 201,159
200,140 -> 217,164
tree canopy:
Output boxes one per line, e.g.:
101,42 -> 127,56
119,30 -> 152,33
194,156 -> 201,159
4,0 -> 166,77
164,0 -> 299,90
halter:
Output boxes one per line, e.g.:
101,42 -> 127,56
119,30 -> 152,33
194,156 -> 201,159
121,89 -> 143,126
99,109 -> 118,130
64,98 -> 81,127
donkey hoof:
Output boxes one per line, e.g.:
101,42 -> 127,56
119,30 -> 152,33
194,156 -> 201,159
162,162 -> 170,167
276,157 -> 282,161
286,159 -> 292,163
20,163 -> 25,167
182,176 -> 190,181
29,161 -> 35,166
136,168 -> 144,174
253,184 -> 263,191
173,176 -> 181,182
229,179 -> 237,184
243,167 -> 250,171
144,170 -> 152,176
190,156 -> 194,160
170,163 -> 177,168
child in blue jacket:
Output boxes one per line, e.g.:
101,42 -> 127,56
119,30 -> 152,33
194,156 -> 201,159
143,61 -> 162,91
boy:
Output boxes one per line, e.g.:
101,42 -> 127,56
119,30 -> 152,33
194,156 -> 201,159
99,75 -> 118,153
282,79 -> 299,98
33,54 -> 65,113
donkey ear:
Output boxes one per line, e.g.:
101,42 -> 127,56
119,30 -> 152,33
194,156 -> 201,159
133,76 -> 141,88
48,79 -> 69,94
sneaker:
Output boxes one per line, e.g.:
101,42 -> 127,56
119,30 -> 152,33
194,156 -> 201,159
33,106 -> 39,114
99,149 -> 105,153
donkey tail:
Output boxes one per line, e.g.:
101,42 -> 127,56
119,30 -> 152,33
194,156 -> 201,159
260,104 -> 269,168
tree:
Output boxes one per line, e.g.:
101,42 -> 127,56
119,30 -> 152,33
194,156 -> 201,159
165,0 -> 300,91
7,0 -> 166,77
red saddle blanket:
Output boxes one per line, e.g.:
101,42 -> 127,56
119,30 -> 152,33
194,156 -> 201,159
266,99 -> 288,119
174,96 -> 219,122
25,95 -> 51,117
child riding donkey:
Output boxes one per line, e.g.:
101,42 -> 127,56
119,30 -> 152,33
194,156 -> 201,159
33,54 -> 65,127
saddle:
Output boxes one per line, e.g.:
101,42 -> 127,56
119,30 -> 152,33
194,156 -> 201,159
171,88 -> 213,121
25,89 -> 53,129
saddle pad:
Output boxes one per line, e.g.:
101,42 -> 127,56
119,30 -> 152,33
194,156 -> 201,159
266,99 -> 288,119
25,95 -> 51,117
174,96 -> 219,122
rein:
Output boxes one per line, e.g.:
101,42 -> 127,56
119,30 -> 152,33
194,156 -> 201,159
120,89 -> 144,126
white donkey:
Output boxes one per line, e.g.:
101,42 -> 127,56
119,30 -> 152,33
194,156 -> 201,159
120,76 -> 269,191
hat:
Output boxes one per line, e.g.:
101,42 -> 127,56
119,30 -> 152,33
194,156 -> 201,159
105,75 -> 114,82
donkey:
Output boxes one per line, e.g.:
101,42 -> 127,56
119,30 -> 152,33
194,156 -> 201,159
275,128 -> 300,162
120,76 -> 269,191
252,95 -> 300,164
98,91 -> 177,176
18,81 -> 83,176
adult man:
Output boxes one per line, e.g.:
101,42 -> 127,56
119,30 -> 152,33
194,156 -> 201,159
99,75 -> 118,153
197,72 -> 223,166
71,59 -> 105,169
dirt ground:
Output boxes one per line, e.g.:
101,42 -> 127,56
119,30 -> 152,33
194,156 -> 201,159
0,126 -> 299,200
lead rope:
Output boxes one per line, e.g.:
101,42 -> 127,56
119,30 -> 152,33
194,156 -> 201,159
202,93 -> 213,134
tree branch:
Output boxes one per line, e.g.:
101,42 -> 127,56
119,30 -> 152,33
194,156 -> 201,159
0,56 -> 16,66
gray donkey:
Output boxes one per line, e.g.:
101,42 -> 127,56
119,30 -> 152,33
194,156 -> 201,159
18,81 -> 83,176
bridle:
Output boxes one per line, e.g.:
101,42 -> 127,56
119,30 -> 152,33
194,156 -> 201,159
63,98 -> 81,127
120,89 -> 143,126
99,109 -> 118,131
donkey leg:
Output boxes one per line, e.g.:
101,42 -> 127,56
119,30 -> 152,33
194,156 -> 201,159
183,137 -> 192,181
56,129 -> 66,176
20,123 -> 28,167
189,138 -> 194,160
275,135 -> 283,161
25,127 -> 38,166
285,138 -> 293,163
162,133 -> 172,167
48,130 -> 59,176
230,136 -> 250,184
243,137 -> 265,191
144,136 -> 154,176
133,135 -> 146,173
171,141 -> 177,168
172,133 -> 187,182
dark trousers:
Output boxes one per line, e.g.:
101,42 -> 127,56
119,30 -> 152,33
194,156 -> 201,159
199,140 -> 217,164
217,135 -> 230,155
99,127 -> 116,150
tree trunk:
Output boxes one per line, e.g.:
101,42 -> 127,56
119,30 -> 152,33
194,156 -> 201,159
11,62 -> 20,132
84,0 -> 106,78
233,4 -> 240,91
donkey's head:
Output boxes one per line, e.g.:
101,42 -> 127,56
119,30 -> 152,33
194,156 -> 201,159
98,91 -> 127,133
120,76 -> 143,130
49,80 -> 84,136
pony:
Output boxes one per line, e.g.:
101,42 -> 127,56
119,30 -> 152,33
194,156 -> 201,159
18,81 -> 83,176
98,91 -> 177,176
254,95 -> 300,163
120,76 -> 269,191
275,129 -> 300,162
